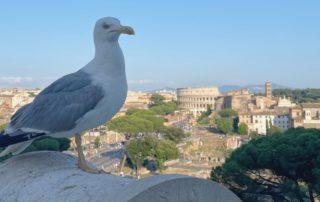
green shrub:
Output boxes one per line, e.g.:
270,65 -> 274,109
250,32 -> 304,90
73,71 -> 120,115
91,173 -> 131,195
33,138 -> 60,151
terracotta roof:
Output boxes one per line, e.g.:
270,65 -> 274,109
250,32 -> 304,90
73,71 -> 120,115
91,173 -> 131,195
293,117 -> 304,121
291,105 -> 302,110
301,103 -> 320,108
239,110 -> 288,116
0,94 -> 14,98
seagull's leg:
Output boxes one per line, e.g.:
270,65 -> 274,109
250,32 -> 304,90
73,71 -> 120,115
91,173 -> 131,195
74,133 -> 102,174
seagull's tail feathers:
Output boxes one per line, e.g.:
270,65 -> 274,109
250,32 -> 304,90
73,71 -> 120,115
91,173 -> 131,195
0,140 -> 33,157
0,130 -> 46,157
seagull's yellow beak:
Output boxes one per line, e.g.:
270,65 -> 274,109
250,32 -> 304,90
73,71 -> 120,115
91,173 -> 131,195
115,26 -> 135,35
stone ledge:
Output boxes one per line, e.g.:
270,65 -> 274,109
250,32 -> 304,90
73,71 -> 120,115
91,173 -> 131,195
0,151 -> 240,202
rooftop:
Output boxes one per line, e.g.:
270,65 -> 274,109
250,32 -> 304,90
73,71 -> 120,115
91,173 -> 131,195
301,103 -> 320,108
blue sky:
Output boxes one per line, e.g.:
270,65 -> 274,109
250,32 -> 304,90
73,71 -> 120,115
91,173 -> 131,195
0,1 -> 319,90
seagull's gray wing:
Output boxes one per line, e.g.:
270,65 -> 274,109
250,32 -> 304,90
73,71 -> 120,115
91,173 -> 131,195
10,70 -> 104,134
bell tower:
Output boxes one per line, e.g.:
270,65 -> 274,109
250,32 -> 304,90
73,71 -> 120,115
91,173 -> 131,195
265,81 -> 272,98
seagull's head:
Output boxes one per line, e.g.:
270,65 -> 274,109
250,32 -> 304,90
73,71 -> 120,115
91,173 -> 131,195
94,17 -> 134,43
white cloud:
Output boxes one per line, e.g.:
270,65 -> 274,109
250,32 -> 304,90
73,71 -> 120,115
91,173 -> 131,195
0,76 -> 35,84
128,79 -> 155,85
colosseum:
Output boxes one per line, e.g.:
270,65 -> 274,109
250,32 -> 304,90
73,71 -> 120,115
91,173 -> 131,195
177,87 -> 221,116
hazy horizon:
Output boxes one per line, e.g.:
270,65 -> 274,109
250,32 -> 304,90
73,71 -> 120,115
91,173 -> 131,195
0,1 -> 319,90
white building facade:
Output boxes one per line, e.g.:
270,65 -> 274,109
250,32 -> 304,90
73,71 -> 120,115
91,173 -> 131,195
240,111 -> 290,135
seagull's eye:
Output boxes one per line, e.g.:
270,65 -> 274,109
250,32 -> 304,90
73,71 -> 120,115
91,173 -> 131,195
102,23 -> 110,29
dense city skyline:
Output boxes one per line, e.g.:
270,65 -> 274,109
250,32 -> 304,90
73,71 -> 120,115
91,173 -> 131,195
0,1 -> 319,90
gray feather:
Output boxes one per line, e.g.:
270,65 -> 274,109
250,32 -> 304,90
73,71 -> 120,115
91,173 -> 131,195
10,71 -> 104,133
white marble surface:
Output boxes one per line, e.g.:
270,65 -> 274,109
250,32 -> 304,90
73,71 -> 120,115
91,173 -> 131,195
0,151 -> 241,202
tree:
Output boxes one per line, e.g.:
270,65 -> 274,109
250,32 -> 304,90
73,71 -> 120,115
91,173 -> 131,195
267,125 -> 283,135
125,139 -> 149,177
32,138 -> 60,151
197,106 -> 212,125
149,94 -> 178,115
150,101 -> 178,115
199,106 -> 212,118
108,108 -> 166,136
211,128 -> 320,201
26,137 -> 70,153
108,107 -> 189,140
197,117 -> 210,126
0,123 -> 7,133
94,136 -> 101,148
125,135 -> 179,175
107,115 -> 155,138
249,131 -> 259,139
163,127 -> 190,143
273,88 -> 320,103
237,123 -> 248,135
126,108 -> 156,116
218,109 -> 238,118
154,139 -> 179,170
110,111 -> 161,174
108,107 -> 184,175
150,94 -> 165,106
215,109 -> 238,133
215,118 -> 233,134
56,138 -> 71,152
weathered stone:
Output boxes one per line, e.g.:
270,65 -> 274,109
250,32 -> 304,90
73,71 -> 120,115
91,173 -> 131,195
0,151 -> 241,202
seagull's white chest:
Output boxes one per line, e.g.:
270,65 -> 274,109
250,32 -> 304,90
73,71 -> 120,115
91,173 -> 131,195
71,73 -> 127,135
94,74 -> 128,122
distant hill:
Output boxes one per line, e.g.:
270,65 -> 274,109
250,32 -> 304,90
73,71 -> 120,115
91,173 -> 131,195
273,88 -> 320,103
219,83 -> 291,94
145,84 -> 292,94
219,85 -> 242,93
147,87 -> 177,93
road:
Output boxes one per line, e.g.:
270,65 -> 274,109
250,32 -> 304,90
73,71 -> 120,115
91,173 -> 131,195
88,146 -> 124,173
66,143 -> 124,173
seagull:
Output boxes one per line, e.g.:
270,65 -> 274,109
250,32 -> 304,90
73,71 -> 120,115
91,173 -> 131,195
0,17 -> 134,173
